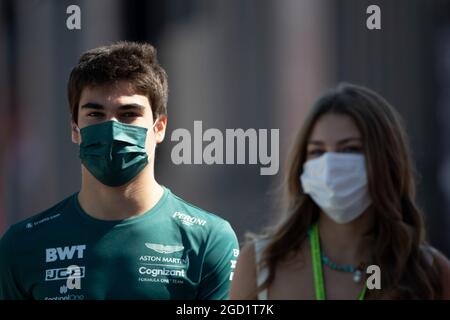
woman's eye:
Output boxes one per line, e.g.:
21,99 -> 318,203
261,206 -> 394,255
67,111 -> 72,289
307,149 -> 324,156
341,146 -> 362,153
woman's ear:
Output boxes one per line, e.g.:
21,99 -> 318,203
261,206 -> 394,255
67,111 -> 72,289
71,120 -> 81,144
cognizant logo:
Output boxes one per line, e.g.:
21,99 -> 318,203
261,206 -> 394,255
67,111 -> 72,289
138,267 -> 185,278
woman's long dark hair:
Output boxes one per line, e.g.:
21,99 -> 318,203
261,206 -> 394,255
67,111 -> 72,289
256,83 -> 442,299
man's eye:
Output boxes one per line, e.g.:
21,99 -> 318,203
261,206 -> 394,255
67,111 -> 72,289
121,112 -> 139,118
87,112 -> 104,117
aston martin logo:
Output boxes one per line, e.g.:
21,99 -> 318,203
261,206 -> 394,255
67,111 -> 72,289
145,243 -> 185,254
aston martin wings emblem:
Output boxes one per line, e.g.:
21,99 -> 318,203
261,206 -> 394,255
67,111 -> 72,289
145,243 -> 185,254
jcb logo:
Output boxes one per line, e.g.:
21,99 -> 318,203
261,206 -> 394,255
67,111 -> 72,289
45,245 -> 86,263
45,266 -> 85,281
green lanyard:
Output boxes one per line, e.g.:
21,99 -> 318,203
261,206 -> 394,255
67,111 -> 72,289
309,223 -> 367,300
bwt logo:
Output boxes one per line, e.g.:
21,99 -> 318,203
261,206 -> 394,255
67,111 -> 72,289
45,245 -> 86,263
229,249 -> 239,281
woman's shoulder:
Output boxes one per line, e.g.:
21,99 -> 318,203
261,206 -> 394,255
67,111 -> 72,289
433,248 -> 450,299
241,233 -> 271,255
421,245 -> 449,265
230,238 -> 262,299
233,237 -> 267,272
252,236 -> 271,254
423,245 -> 450,299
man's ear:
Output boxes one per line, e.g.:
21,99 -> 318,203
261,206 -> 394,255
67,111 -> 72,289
154,115 -> 167,144
71,120 -> 81,144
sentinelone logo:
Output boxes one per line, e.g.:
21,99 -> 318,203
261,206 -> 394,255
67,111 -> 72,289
25,213 -> 61,229
170,121 -> 279,175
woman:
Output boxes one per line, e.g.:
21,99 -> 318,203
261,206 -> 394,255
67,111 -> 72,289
230,83 -> 450,299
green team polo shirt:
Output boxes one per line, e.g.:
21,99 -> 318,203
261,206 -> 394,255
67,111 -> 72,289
0,186 -> 239,300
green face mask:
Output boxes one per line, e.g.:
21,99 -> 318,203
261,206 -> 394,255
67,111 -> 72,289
79,121 -> 149,187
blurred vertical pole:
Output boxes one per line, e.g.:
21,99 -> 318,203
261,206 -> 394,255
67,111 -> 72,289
0,0 -> 4,234
9,0 -> 57,223
0,0 -> 18,235
435,0 -> 450,255
0,0 -> 43,234
123,0 -> 167,43
273,0 -> 335,194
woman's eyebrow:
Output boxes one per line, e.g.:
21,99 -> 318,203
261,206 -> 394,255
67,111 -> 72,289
307,140 -> 325,146
307,137 -> 361,145
336,137 -> 362,145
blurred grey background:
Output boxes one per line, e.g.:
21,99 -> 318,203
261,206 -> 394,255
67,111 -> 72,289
1,0 -> 450,257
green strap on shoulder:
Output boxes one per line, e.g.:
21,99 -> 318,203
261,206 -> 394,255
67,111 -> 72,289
309,222 -> 366,300
310,223 -> 326,300
358,284 -> 367,300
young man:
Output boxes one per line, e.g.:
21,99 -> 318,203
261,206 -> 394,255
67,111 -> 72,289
0,41 -> 239,300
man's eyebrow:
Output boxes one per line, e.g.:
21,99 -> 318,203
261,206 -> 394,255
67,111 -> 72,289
79,103 -> 146,111
118,104 -> 146,111
80,102 -> 104,110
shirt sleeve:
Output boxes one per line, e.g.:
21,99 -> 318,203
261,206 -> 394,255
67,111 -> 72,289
0,227 -> 28,300
197,220 -> 240,300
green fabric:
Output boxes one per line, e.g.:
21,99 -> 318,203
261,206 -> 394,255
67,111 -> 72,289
79,121 -> 149,187
0,187 -> 239,300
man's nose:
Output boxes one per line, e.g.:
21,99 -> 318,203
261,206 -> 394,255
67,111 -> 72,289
105,116 -> 120,123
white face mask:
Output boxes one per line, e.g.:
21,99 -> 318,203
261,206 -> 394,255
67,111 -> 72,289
300,152 -> 372,224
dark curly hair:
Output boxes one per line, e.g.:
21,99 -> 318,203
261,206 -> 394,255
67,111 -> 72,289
67,41 -> 168,124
